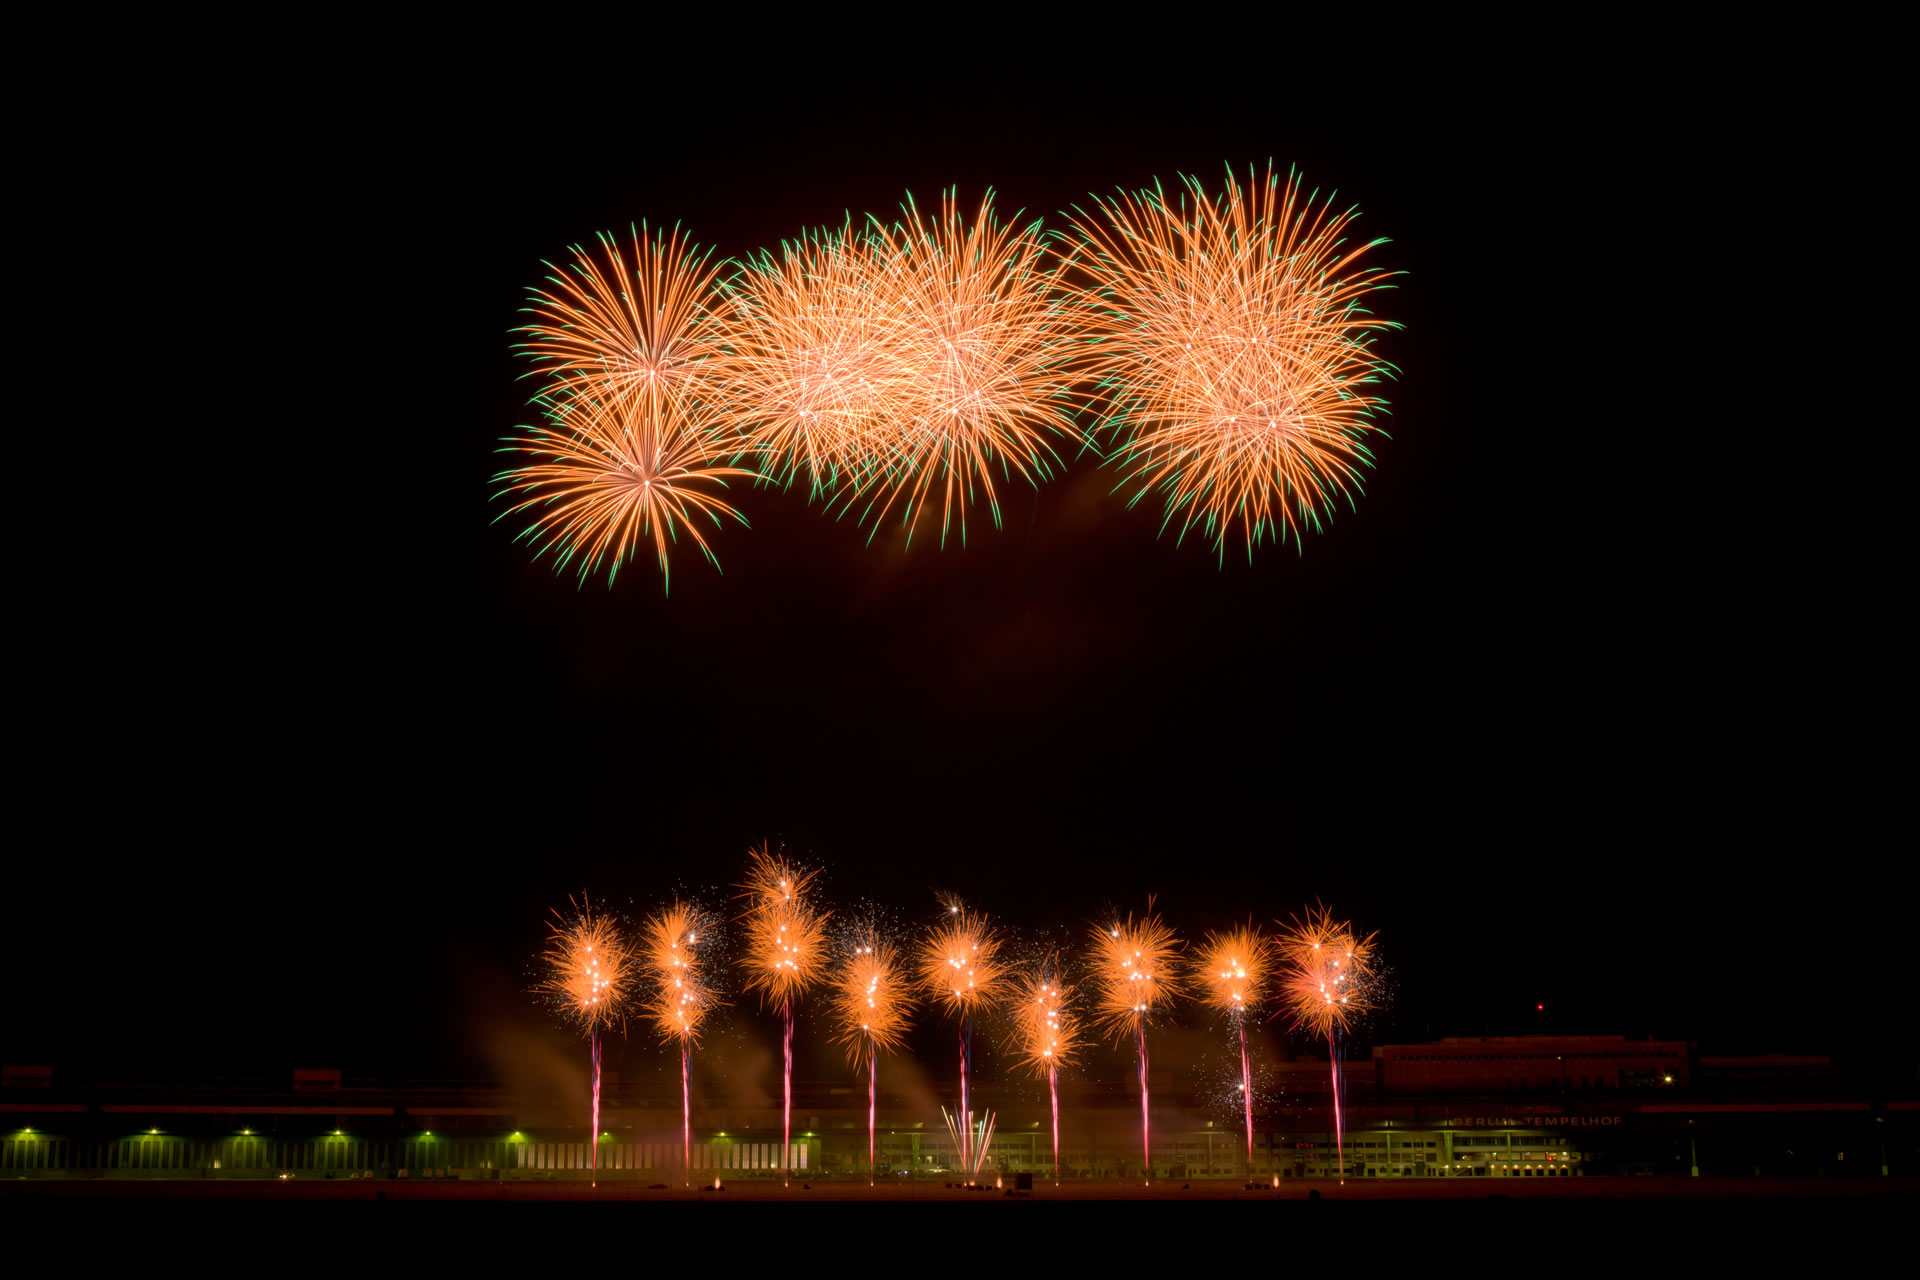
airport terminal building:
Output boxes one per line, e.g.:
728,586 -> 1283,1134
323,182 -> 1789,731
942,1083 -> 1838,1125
5,1035 -> 1913,1182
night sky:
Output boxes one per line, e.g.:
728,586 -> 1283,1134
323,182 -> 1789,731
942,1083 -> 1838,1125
25,53 -> 1898,1086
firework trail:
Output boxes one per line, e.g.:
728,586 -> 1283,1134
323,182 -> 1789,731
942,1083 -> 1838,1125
1192,924 -> 1269,1180
1008,964 -> 1080,1183
644,902 -> 718,1184
539,896 -> 632,1188
830,932 -> 915,1183
1066,164 -> 1401,561
495,224 -> 756,590
941,1105 -> 999,1181
737,844 -> 829,1185
917,893 -> 1008,1181
1091,906 -> 1183,1183
1276,906 -> 1377,1181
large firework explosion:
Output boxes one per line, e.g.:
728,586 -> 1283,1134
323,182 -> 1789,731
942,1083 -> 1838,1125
495,166 -> 1400,580
494,225 -> 755,589
538,897 -> 633,1186
736,844 -> 829,1184
830,932 -> 916,1183
1090,908 -> 1184,1182
917,894 -> 1009,1180
1276,905 -> 1378,1180
1067,164 -> 1401,560
722,221 -> 906,503
1191,924 -> 1269,1180
843,190 -> 1088,547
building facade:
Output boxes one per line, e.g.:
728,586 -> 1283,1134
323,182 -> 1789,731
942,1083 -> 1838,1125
4,1038 -> 1913,1182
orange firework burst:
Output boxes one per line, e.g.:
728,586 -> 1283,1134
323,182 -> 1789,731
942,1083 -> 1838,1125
736,843 -> 830,1185
540,898 -> 634,1033
495,225 -> 756,589
736,845 -> 829,1009
1090,910 -> 1184,1037
1092,905 -> 1183,1183
1194,923 -> 1268,1179
831,934 -> 915,1066
1192,924 -> 1269,1018
1068,165 -> 1401,560
516,223 -> 732,417
917,896 -> 1009,1015
1009,968 -> 1081,1077
841,190 -> 1088,547
1275,905 -> 1377,1039
643,902 -> 718,1045
723,222 -> 904,500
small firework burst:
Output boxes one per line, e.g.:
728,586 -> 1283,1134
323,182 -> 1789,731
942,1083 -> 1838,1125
1008,966 -> 1081,1078
1089,910 -> 1184,1038
832,932 -> 915,1065
643,901 -> 718,1045
540,896 -> 634,1033
1192,924 -> 1269,1019
1275,905 -> 1377,1039
918,896 -> 1009,1015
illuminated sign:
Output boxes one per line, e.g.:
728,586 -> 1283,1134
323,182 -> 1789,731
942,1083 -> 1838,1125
1447,1116 -> 1622,1128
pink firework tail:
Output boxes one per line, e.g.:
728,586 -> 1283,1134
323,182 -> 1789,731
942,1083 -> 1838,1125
1137,1023 -> 1151,1181
868,1053 -> 877,1184
590,1025 -> 601,1187
681,1042 -> 692,1187
1329,1030 -> 1344,1178
959,1024 -> 971,1177
1049,1065 -> 1061,1183
783,1000 -> 794,1184
1240,1019 -> 1255,1178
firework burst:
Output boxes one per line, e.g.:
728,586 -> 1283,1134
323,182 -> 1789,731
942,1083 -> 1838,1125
516,223 -> 732,421
831,932 -> 916,1183
644,902 -> 718,1185
1067,164 -> 1401,560
1008,965 -> 1080,1183
723,222 -> 904,501
918,894 -> 1008,1181
494,225 -> 756,590
1192,924 -> 1268,1180
841,190 -> 1088,548
1091,907 -> 1184,1182
538,897 -> 633,1187
1276,905 -> 1378,1180
736,844 -> 829,1184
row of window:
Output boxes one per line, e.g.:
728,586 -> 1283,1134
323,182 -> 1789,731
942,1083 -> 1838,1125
1397,1052 -> 1680,1062
516,1143 -> 808,1171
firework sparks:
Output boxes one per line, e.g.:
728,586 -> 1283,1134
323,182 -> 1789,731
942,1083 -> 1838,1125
644,902 -> 718,1184
1192,924 -> 1269,1180
516,223 -> 732,424
539,897 -> 633,1187
1276,905 -> 1378,1181
494,225 -> 756,590
1008,966 -> 1080,1183
723,222 -> 903,502
1068,164 -> 1401,561
917,894 -> 1008,1182
1091,907 -> 1184,1183
831,932 -> 915,1183
837,190 -> 1087,548
737,844 -> 829,1185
